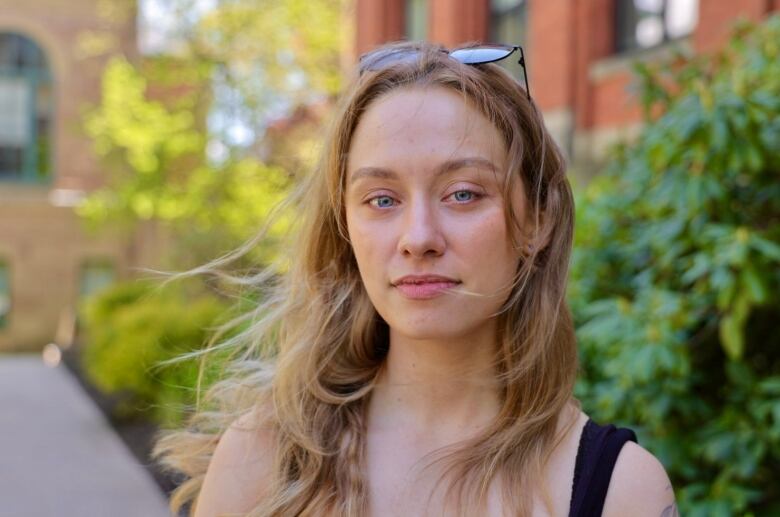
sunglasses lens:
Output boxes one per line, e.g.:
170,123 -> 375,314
359,49 -> 421,72
357,45 -> 529,100
450,47 -> 514,64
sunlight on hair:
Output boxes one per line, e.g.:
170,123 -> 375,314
154,41 -> 576,517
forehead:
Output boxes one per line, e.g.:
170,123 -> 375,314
346,86 -> 507,180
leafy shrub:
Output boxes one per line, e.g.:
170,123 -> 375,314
79,279 -> 234,427
570,16 -> 780,516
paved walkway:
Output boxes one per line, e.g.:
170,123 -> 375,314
0,355 -> 171,517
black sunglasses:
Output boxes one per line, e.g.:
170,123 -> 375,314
359,44 -> 531,102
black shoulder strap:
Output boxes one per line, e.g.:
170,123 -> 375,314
568,419 -> 638,517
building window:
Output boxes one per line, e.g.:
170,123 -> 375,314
0,32 -> 53,182
404,0 -> 428,41
490,0 -> 526,44
79,260 -> 116,299
615,0 -> 699,53
0,262 -> 9,329
489,0 -> 527,80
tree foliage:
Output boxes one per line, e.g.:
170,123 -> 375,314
80,55 -> 293,266
78,0 -> 345,267
571,16 -> 780,516
77,1 -> 344,423
80,279 -> 236,426
194,0 -> 345,118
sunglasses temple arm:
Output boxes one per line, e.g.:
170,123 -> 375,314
518,48 -> 531,102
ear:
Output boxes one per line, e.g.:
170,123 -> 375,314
507,176 -> 551,256
520,208 -> 551,256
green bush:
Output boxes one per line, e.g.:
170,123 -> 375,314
571,16 -> 780,516
79,279 -> 234,427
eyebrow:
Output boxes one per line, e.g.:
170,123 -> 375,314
348,157 -> 502,186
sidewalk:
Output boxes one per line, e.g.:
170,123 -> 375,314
0,355 -> 171,517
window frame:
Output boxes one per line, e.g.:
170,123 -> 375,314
78,258 -> 117,300
488,0 -> 527,45
404,0 -> 429,42
0,31 -> 54,184
487,0 -> 528,82
614,0 -> 699,55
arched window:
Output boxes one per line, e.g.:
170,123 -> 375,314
0,32 -> 52,182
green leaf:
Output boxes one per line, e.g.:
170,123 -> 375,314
751,235 -> 780,261
758,377 -> 780,395
720,314 -> 744,360
740,264 -> 768,304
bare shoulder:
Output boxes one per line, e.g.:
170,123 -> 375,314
602,441 -> 677,517
194,408 -> 276,517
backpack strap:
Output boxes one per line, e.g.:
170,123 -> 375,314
568,419 -> 638,517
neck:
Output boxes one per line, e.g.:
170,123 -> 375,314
368,323 -> 503,437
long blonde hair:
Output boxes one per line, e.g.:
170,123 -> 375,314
153,41 -> 578,516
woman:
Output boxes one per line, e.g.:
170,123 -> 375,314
155,41 -> 676,516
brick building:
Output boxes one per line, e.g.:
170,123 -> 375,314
0,0 -> 158,351
2,0 -> 777,351
354,0 -> 780,175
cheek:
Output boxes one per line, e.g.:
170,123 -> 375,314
462,208 -> 507,246
462,210 -> 517,274
346,215 -> 383,280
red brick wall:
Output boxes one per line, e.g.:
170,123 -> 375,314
355,0 -> 779,135
428,0 -> 489,47
590,72 -> 644,128
695,0 -> 774,52
355,0 -> 404,55
533,0 -> 779,130
527,0 -> 576,111
570,0 -> 616,129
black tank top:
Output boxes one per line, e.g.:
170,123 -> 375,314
568,419 -> 638,517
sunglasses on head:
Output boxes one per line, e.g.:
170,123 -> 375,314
358,44 -> 531,102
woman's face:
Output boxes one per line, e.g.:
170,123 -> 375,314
344,86 -> 526,341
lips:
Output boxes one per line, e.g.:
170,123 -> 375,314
392,275 -> 461,300
392,274 -> 460,286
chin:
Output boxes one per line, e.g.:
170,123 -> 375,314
388,318 -> 470,341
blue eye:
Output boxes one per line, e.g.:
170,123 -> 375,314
449,190 -> 483,203
368,195 -> 395,208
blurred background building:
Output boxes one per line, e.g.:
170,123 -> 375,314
356,0 -> 779,173
0,0 -> 161,351
1,0 -> 778,352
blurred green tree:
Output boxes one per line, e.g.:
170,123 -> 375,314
80,279 -> 235,427
571,16 -> 780,516
78,0 -> 345,268
76,0 -> 345,425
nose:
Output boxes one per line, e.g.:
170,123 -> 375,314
397,195 -> 446,258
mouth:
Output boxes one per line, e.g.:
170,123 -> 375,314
393,276 -> 461,300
